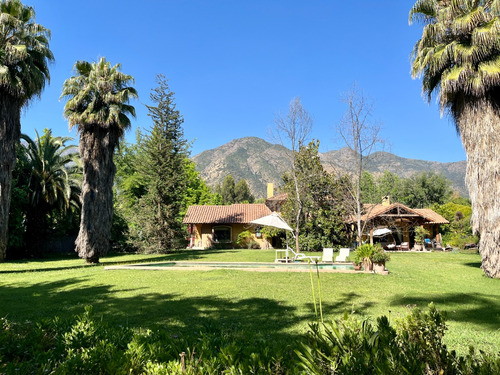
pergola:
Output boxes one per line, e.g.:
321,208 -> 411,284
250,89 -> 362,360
350,202 -> 449,248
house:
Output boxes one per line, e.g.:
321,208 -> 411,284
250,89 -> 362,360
349,197 -> 449,248
183,203 -> 272,249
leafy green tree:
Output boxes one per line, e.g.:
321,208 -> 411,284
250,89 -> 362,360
360,171 -> 377,204
21,130 -> 81,251
7,143 -> 30,251
282,140 -> 347,250
134,75 -> 188,252
410,0 -> 500,277
182,160 -> 217,212
216,175 -> 254,204
61,58 -> 138,263
0,0 -> 53,261
234,179 -> 254,203
399,172 -> 452,208
219,175 -> 236,204
376,171 -> 403,203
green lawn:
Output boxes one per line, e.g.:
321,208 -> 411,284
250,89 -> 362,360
0,249 -> 498,354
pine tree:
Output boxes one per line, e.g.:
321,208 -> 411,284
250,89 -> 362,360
138,75 -> 188,252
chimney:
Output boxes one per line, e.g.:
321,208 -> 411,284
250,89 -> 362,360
267,183 -> 274,199
382,196 -> 390,206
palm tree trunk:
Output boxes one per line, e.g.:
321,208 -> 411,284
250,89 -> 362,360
0,96 -> 21,261
75,127 -> 119,263
458,99 -> 500,278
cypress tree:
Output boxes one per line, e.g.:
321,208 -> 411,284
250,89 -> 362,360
138,75 -> 188,252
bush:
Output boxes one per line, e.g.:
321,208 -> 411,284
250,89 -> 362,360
236,230 -> 252,248
1,305 -> 499,374
372,246 -> 390,263
296,304 -> 500,374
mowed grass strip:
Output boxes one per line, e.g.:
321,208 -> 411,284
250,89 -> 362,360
0,249 -> 498,354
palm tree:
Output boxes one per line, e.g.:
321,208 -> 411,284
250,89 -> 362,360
21,129 -> 81,251
0,0 -> 53,261
61,58 -> 137,263
410,0 -> 500,278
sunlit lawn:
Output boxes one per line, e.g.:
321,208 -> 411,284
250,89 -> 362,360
0,249 -> 498,354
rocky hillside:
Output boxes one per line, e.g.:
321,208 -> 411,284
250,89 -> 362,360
192,137 -> 467,198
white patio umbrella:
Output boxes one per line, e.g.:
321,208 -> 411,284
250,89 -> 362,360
251,212 -> 297,262
250,212 -> 293,232
373,228 -> 392,237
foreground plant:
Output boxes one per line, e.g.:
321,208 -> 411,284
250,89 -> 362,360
61,58 -> 137,263
0,0 -> 53,261
410,0 -> 500,278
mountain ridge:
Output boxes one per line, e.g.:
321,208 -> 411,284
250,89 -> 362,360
192,137 -> 467,198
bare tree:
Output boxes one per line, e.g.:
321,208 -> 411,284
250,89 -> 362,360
270,97 -> 312,251
337,85 -> 383,245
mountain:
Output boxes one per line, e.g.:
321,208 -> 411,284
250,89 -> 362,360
192,137 -> 468,198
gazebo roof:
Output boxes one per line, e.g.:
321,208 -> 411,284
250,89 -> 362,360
349,202 -> 449,225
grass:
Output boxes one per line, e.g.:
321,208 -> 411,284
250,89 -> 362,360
0,249 -> 499,354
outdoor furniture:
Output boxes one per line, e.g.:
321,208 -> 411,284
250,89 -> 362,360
275,249 -> 290,263
385,243 -> 396,250
397,242 -> 409,251
288,246 -> 320,263
335,248 -> 350,262
322,248 -> 334,263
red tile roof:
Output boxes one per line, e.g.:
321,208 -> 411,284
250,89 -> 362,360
414,209 -> 449,224
183,204 -> 272,224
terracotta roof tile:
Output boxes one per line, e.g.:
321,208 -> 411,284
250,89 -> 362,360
414,209 -> 449,224
183,204 -> 272,224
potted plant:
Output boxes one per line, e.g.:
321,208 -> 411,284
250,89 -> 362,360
414,226 -> 429,251
372,246 -> 390,274
354,244 -> 375,271
352,252 -> 362,271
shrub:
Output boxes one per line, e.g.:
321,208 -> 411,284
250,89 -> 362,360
296,304 -> 500,374
372,246 -> 390,263
236,230 -> 252,248
1,305 -> 499,374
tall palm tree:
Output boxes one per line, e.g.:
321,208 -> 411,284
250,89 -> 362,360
410,0 -> 500,278
61,58 -> 137,263
0,0 -> 53,261
21,129 -> 81,250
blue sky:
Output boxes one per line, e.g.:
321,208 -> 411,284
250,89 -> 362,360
22,0 -> 466,163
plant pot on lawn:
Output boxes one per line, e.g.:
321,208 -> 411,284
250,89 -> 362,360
372,247 -> 390,274
373,261 -> 386,274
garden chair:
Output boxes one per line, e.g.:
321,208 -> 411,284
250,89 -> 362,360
397,242 -> 409,251
322,248 -> 334,263
288,246 -> 320,263
335,248 -> 350,262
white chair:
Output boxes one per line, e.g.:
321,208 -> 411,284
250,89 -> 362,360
288,246 -> 321,263
322,248 -> 334,263
335,248 -> 350,262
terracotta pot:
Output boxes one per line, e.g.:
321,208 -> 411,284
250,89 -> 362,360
353,264 -> 362,271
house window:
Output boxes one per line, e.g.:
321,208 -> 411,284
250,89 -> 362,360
255,226 -> 262,238
213,226 -> 231,243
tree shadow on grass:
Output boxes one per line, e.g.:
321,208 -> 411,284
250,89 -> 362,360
462,262 -> 481,268
0,249 -> 240,274
0,275 -> 304,347
303,292 -> 375,320
389,292 -> 500,330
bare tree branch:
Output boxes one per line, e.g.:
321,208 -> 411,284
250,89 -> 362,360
336,84 -> 384,245
269,97 -> 312,251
